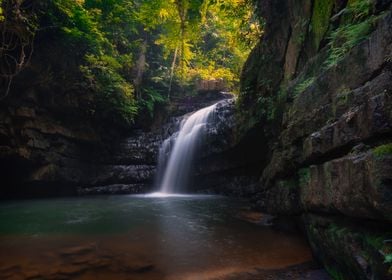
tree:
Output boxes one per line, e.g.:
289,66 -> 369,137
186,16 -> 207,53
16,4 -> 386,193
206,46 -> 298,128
0,0 -> 38,99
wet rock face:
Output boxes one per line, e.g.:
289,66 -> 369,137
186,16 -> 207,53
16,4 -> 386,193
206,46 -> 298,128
203,99 -> 237,155
264,149 -> 392,221
167,91 -> 234,118
0,99 -> 162,197
300,150 -> 392,221
0,98 -> 102,197
77,184 -> 147,195
303,215 -> 392,280
189,98 -> 265,194
236,0 -> 392,278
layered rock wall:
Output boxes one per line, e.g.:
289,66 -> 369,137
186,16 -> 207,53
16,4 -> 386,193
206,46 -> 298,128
237,0 -> 392,278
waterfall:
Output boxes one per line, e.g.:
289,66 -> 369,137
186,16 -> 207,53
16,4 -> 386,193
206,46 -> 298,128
156,103 -> 217,193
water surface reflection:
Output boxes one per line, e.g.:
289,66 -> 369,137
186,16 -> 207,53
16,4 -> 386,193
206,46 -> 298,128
0,195 -> 312,279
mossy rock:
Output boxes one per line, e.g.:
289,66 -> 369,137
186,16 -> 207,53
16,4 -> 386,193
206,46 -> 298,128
309,0 -> 335,51
303,215 -> 392,279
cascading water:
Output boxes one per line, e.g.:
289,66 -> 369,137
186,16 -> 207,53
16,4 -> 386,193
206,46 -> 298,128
156,103 -> 217,194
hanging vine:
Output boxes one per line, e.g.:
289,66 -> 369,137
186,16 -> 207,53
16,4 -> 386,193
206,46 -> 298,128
0,0 -> 37,100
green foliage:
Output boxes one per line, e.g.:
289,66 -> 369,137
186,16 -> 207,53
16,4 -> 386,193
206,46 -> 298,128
373,144 -> 392,157
325,265 -> 345,280
363,234 -> 392,266
256,95 -> 276,121
4,0 -> 259,125
0,0 -> 4,21
153,0 -> 261,91
44,0 -> 139,126
364,235 -> 384,248
331,87 -> 351,115
0,1 -> 40,98
343,0 -> 373,22
298,168 -> 311,187
139,87 -> 167,117
326,223 -> 392,276
328,223 -> 349,240
324,0 -> 376,68
80,54 -> 137,126
294,77 -> 315,96
336,87 -> 351,102
51,0 -> 107,53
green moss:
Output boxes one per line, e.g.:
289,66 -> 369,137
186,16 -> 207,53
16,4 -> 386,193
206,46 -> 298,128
373,144 -> 392,157
332,87 -> 351,115
322,163 -> 335,198
309,0 -> 334,51
277,87 -> 288,103
336,87 -> 351,104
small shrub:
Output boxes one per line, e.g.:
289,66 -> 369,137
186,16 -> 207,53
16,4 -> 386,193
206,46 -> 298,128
139,87 -> 166,117
324,0 -> 377,68
373,144 -> 392,157
324,20 -> 375,68
80,54 -> 138,127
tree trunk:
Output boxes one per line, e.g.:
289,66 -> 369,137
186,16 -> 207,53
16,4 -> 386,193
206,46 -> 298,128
133,40 -> 147,100
168,45 -> 178,99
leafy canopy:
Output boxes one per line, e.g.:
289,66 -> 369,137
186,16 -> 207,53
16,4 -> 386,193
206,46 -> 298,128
1,0 -> 260,125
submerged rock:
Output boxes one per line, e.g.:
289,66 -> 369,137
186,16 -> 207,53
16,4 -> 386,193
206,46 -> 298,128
77,184 -> 146,195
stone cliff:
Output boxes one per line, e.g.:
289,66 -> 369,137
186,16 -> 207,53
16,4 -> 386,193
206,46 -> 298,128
233,0 -> 392,278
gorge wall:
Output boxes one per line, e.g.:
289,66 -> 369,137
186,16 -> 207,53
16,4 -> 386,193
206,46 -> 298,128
1,0 -> 392,278
233,0 -> 392,278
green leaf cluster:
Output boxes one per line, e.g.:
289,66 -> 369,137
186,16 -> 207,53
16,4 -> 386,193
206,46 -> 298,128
41,0 -> 139,127
294,77 -> 315,96
4,0 -> 259,126
373,143 -> 392,157
0,0 -> 4,22
80,54 -> 137,126
150,0 -> 261,92
324,0 -> 377,68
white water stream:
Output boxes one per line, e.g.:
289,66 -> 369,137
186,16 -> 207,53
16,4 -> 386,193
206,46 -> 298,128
156,103 -> 217,193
